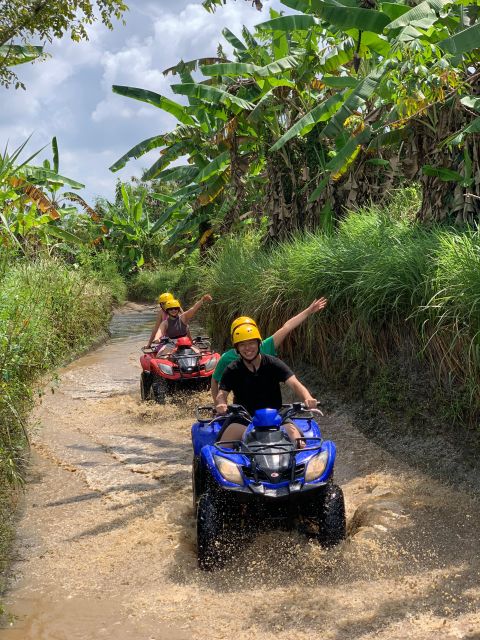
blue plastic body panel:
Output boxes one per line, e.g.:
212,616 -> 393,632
191,408 -> 336,495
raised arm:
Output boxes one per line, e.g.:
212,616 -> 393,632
272,297 -> 327,349
285,375 -> 317,408
180,294 -> 212,324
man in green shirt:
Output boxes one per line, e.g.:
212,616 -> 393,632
210,297 -> 328,402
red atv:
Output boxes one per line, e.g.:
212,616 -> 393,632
140,336 -> 220,403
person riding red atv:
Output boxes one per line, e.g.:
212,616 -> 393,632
140,336 -> 220,403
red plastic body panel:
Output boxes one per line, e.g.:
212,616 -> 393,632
140,347 -> 219,382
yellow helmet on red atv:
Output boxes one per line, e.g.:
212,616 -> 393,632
232,324 -> 262,345
230,316 -> 257,338
164,299 -> 181,311
158,292 -> 174,305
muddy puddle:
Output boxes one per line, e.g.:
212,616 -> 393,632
1,304 -> 479,639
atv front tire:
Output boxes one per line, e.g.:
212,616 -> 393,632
140,371 -> 152,401
197,492 -> 230,571
151,376 -> 167,404
318,483 -> 346,547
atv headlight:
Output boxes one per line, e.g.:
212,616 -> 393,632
159,363 -> 173,375
214,455 -> 243,486
204,357 -> 218,372
305,450 -> 329,482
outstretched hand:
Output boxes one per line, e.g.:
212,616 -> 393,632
202,294 -> 213,303
307,297 -> 328,315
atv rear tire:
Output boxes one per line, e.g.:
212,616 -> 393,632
197,492 -> 231,571
151,376 -> 167,404
140,372 -> 152,401
317,483 -> 346,547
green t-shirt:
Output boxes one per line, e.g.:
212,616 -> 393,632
212,335 -> 276,382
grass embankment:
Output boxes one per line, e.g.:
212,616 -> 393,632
0,253 -> 126,597
200,194 -> 480,432
127,264 -> 197,303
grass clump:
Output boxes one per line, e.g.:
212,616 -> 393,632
127,267 -> 183,302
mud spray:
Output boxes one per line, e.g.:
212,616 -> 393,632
1,305 -> 479,640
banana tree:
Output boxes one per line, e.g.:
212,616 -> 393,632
257,0 -> 480,225
0,138 -> 85,251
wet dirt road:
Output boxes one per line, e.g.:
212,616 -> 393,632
1,304 -> 479,640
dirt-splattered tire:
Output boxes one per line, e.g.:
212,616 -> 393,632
140,372 -> 152,401
317,483 -> 346,548
151,376 -> 167,404
197,492 -> 229,571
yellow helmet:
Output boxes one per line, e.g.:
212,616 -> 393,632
164,298 -> 181,311
232,324 -> 262,345
158,292 -> 174,305
230,316 -> 257,337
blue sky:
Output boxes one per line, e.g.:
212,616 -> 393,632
1,0 -> 287,205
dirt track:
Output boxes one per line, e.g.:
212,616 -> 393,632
1,305 -> 479,640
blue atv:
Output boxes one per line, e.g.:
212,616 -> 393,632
191,403 -> 346,570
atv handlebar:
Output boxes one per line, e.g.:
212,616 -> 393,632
195,402 -> 323,423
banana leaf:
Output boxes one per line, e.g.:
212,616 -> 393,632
322,75 -> 359,88
318,40 -> 356,73
171,83 -> 254,111
422,165 -> 465,182
112,86 -> 196,125
201,55 -> 301,78
109,135 -> 166,172
142,142 -> 189,181
44,225 -> 83,245
0,44 -> 43,66
442,117 -> 480,146
222,28 -> 247,51
270,93 -> 344,152
150,193 -> 177,204
439,23 -> 480,55
52,137 -> 59,174
380,2 -> 411,21
153,166 -> 199,183
22,167 -> 84,189
163,57 -> 228,76
264,2 -> 391,34
460,96 -> 480,113
256,15 -> 319,32
385,0 -> 451,31
320,66 -> 385,139
194,151 -> 230,183
308,126 -> 372,202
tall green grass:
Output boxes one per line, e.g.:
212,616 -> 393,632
202,203 -> 480,424
0,254 -> 125,485
127,267 -> 183,302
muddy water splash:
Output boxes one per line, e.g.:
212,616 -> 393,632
1,305 -> 479,639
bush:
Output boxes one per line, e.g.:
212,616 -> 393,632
0,253 -> 122,485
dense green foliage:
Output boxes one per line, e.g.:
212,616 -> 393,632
112,0 -> 480,250
0,252 -> 125,486
202,190 -> 480,424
